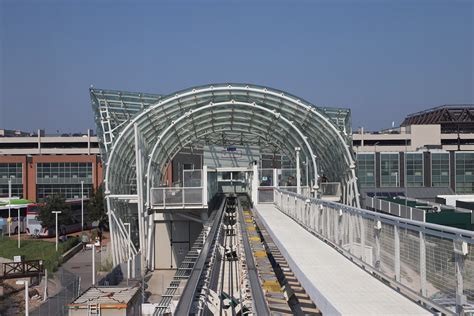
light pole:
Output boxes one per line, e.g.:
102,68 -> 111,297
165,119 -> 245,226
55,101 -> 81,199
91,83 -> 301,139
92,243 -> 96,286
81,180 -> 84,231
404,127 -> 408,206
124,222 -> 131,282
16,280 -> 29,316
374,142 -> 380,197
52,211 -> 61,251
8,179 -> 11,237
17,208 -> 21,249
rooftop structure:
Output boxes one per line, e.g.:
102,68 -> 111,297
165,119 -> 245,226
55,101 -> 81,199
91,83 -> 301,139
401,104 -> 474,133
67,285 -> 141,316
0,129 -> 102,200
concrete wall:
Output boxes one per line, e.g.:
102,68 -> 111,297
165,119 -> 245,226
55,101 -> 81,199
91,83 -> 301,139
154,213 -> 203,269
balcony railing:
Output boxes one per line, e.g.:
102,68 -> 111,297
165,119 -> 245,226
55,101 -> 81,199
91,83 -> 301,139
150,187 -> 204,209
274,188 -> 474,315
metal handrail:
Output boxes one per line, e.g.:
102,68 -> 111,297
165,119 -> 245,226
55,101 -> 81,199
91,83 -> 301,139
280,188 -> 474,238
274,188 -> 474,314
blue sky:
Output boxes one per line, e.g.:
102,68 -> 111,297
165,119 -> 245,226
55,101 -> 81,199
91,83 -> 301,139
1,0 -> 472,133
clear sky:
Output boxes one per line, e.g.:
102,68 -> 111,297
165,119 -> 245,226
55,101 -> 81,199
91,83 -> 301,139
0,0 -> 472,134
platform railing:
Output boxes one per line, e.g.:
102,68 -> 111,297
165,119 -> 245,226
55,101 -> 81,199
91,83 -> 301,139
150,187 -> 203,208
319,182 -> 342,198
274,188 -> 474,315
258,186 -> 310,204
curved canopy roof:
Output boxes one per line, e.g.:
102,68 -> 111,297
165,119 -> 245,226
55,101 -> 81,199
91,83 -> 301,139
91,84 -> 357,203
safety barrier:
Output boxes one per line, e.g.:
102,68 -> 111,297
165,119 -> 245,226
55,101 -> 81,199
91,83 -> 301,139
365,196 -> 426,222
274,188 -> 474,315
258,186 -> 310,204
150,187 -> 203,208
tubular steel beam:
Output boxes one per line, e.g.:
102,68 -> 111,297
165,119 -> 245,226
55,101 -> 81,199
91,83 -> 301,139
173,198 -> 226,315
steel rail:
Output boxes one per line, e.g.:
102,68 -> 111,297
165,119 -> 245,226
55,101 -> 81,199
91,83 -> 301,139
237,197 -> 270,315
174,197 -> 227,315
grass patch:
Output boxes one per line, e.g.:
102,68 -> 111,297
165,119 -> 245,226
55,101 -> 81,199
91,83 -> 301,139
0,236 -> 80,272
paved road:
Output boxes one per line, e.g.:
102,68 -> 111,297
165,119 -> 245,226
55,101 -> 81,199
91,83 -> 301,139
30,247 -> 105,316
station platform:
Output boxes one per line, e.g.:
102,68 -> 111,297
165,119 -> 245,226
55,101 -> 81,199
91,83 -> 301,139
255,203 -> 433,316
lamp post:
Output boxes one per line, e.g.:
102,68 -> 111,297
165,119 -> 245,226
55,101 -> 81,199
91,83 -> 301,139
404,127 -> 408,206
374,142 -> 380,197
17,208 -> 21,249
8,179 -> 11,237
81,180 -> 84,231
52,211 -> 61,251
124,222 -> 131,282
16,280 -> 29,316
92,243 -> 96,286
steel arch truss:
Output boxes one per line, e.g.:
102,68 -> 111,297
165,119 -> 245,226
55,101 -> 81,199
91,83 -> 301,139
92,84 -> 360,266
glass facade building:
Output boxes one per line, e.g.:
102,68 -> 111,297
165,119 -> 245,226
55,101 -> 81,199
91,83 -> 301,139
455,152 -> 474,193
380,153 -> 399,187
405,153 -> 423,187
36,162 -> 93,200
431,153 -> 450,187
0,163 -> 23,197
356,153 -> 375,188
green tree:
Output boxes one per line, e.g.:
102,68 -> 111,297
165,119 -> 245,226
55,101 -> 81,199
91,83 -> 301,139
87,186 -> 107,224
38,194 -> 72,229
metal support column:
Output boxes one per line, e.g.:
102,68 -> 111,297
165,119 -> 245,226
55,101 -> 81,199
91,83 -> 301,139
252,162 -> 259,204
419,231 -> 427,297
296,147 -> 301,194
202,165 -> 208,207
360,215 -> 366,262
394,224 -> 401,282
374,220 -> 381,269
455,240 -> 467,314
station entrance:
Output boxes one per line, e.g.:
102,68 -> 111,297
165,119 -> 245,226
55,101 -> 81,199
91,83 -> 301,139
90,83 -> 359,270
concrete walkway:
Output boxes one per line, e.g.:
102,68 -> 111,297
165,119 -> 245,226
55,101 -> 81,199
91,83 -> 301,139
255,203 -> 433,316
30,245 -> 108,316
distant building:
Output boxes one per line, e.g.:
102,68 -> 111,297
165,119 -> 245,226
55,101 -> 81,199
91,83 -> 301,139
0,129 -> 34,137
353,104 -> 474,200
0,129 -> 102,201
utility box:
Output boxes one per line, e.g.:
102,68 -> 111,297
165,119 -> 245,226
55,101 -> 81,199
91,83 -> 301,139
66,285 -> 141,316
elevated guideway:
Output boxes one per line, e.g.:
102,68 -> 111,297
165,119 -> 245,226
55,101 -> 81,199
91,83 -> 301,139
255,202 -> 432,315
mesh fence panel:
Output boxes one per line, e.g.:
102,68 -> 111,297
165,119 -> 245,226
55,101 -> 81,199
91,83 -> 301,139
258,188 -> 274,203
165,188 -> 183,205
183,188 -> 203,204
182,170 -> 202,187
399,229 -> 421,294
31,270 -> 80,316
274,189 -> 474,313
151,188 -> 164,206
380,223 -> 396,279
425,235 -> 456,301
464,243 -> 474,305
364,217 -> 376,266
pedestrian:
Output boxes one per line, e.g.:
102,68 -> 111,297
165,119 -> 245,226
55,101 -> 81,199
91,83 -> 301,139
98,228 -> 103,244
81,232 -> 89,251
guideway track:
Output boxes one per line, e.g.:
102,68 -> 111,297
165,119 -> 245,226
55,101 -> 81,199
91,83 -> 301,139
161,194 -> 319,315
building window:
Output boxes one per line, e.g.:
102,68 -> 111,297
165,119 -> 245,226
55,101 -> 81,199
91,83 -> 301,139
405,153 -> 423,187
455,152 -> 474,193
380,153 -> 399,187
356,153 -> 375,188
37,184 -> 93,201
0,184 -> 23,198
0,163 -> 23,197
36,162 -> 93,185
431,153 -> 450,187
